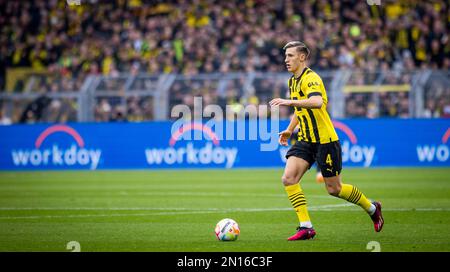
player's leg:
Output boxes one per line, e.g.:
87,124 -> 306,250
282,156 -> 311,228
283,141 -> 317,240
324,174 -> 374,213
323,175 -> 383,232
318,141 -> 384,232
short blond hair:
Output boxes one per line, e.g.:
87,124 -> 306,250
283,41 -> 310,59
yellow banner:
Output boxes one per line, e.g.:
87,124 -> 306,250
6,68 -> 50,92
343,84 -> 411,93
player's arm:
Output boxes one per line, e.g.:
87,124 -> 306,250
278,114 -> 298,146
270,75 -> 323,109
269,96 -> 322,109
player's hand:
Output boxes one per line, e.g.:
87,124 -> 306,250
269,98 -> 291,107
278,130 -> 292,146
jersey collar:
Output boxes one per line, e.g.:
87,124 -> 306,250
295,67 -> 309,80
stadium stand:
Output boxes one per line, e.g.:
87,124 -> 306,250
0,0 -> 448,123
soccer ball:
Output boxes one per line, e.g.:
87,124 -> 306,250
215,218 -> 240,241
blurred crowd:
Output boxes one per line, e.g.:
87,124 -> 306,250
0,0 -> 449,123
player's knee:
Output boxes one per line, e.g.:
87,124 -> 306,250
281,174 -> 297,186
326,183 -> 341,197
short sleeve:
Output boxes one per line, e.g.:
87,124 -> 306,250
303,74 -> 323,98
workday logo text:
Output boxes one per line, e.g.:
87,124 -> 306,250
279,121 -> 376,167
145,123 -> 238,168
11,124 -> 101,170
333,121 -> 376,167
417,128 -> 449,163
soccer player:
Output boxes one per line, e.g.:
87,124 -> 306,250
269,41 -> 384,241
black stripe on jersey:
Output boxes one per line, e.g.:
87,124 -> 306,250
307,92 -> 322,98
292,77 -> 300,98
306,69 -> 313,75
293,76 -> 299,88
299,80 -> 304,96
296,115 -> 305,140
302,116 -> 312,142
306,109 -> 320,143
296,67 -> 308,80
296,114 -> 302,128
298,69 -> 310,96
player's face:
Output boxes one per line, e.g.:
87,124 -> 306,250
284,47 -> 303,73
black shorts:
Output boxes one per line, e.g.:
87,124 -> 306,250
285,140 -> 342,177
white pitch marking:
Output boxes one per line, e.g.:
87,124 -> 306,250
0,191 -> 334,199
0,203 -> 352,212
1,204 -> 450,220
0,207 -> 211,211
2,204 -> 450,212
118,191 -> 333,199
0,204 -> 349,219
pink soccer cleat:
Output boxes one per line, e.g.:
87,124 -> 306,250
287,227 -> 316,241
371,201 -> 384,232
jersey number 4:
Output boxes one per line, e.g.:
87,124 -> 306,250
326,154 -> 333,166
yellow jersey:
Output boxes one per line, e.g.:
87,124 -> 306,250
288,67 -> 339,144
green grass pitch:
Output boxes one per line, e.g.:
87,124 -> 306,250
0,168 -> 449,252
